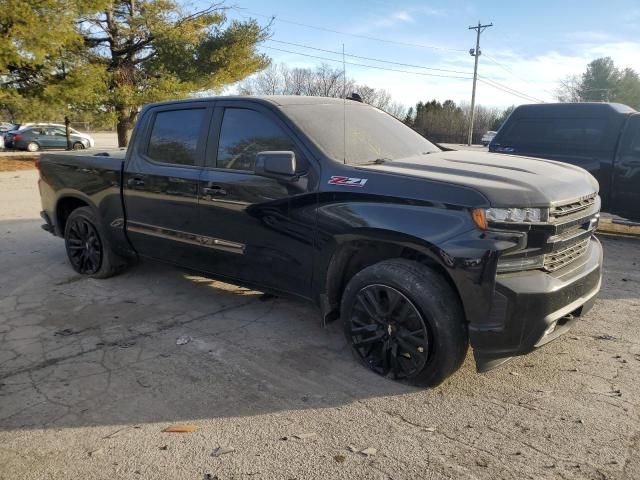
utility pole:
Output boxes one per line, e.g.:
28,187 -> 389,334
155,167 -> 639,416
467,21 -> 493,146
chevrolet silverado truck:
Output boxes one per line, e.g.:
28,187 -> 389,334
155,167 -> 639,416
38,96 -> 603,386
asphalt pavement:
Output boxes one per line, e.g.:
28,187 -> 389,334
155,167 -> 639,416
0,169 -> 639,480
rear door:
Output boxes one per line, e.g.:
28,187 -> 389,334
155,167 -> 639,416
195,101 -> 318,297
30,128 -> 51,148
611,114 -> 640,219
123,102 -> 212,268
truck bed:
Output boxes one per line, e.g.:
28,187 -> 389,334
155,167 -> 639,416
38,150 -> 129,252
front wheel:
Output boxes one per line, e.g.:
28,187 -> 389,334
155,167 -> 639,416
341,259 -> 468,387
72,142 -> 85,150
64,206 -> 127,278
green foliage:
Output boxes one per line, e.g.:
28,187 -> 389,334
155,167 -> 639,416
408,99 -> 501,144
557,57 -> 640,109
491,105 -> 515,131
580,57 -> 618,102
79,1 -> 269,145
1,1 -> 270,145
0,0 -> 98,73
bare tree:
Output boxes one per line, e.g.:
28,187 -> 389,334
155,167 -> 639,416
556,74 -> 583,102
237,63 -> 406,118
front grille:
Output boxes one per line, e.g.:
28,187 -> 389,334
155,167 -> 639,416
549,194 -> 597,221
543,238 -> 590,272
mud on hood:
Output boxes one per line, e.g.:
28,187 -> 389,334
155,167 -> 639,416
359,150 -> 599,207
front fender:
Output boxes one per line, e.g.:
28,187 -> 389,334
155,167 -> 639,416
312,200 -> 524,334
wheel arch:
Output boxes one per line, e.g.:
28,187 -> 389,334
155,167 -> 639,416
318,230 -> 464,325
54,193 -> 97,235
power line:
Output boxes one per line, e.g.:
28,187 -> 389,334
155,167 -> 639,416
262,45 -> 546,103
232,6 -> 468,53
261,46 -> 473,79
483,53 -> 556,97
478,76 -> 545,103
237,9 -> 548,106
267,39 -> 472,75
477,78 -> 543,103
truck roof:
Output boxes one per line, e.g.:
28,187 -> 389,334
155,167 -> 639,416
143,95 -> 369,109
511,102 -> 636,117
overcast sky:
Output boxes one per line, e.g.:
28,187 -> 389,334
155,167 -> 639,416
220,0 -> 640,109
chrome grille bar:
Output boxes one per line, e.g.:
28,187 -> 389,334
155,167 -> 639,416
549,194 -> 597,221
543,238 -> 590,272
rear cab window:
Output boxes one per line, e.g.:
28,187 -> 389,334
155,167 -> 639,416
500,117 -> 607,148
146,108 -> 206,166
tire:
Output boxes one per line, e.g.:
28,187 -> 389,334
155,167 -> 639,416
63,206 -> 127,278
72,142 -> 85,150
341,259 -> 468,387
26,142 -> 39,152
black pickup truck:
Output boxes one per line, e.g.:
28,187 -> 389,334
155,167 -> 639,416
38,96 -> 603,386
490,102 -> 640,220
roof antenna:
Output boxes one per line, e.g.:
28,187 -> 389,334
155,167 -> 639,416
342,43 -> 346,165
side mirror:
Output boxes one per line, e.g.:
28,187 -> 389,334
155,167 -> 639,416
255,151 -> 297,181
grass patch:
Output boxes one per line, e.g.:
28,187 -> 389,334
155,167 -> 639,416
0,156 -> 37,171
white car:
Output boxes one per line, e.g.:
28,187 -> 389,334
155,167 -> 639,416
481,130 -> 497,146
18,123 -> 95,148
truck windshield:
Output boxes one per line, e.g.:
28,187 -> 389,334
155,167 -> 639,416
281,102 -> 440,165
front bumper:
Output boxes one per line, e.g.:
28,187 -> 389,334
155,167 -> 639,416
472,237 -> 603,371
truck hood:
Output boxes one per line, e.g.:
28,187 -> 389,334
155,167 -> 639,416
359,150 -> 599,207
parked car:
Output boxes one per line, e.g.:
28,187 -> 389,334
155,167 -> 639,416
8,126 -> 91,151
38,96 -> 602,386
489,102 -> 640,220
481,130 -> 496,146
0,123 -> 16,148
0,122 -> 16,134
4,123 -> 94,150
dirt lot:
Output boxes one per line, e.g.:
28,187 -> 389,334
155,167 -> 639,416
0,169 -> 639,480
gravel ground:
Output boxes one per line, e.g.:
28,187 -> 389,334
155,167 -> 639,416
0,169 -> 639,480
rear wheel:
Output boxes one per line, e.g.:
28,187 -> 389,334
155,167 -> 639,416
341,259 -> 468,387
64,206 -> 127,278
26,142 -> 39,152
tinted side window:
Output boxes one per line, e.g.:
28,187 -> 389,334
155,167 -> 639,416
501,117 -> 606,147
550,118 -> 605,145
147,109 -> 205,166
217,108 -> 299,171
620,116 -> 640,155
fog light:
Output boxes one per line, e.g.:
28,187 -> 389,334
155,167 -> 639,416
497,255 -> 544,273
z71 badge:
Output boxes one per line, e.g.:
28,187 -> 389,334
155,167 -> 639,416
328,176 -> 368,187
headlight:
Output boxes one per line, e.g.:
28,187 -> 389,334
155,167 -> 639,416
486,207 -> 546,223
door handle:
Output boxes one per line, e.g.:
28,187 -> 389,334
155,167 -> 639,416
128,176 -> 145,187
202,186 -> 227,196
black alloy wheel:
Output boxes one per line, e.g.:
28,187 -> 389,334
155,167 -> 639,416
65,216 -> 103,274
348,284 -> 430,380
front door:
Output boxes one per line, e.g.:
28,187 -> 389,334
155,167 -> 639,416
47,127 -> 69,149
123,103 -> 212,268
196,103 -> 318,298
612,115 -> 640,219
